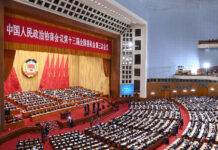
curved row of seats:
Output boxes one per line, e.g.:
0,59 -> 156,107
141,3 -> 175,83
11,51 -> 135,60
49,130 -> 110,150
165,137 -> 217,150
16,138 -> 43,150
165,96 -> 218,150
175,97 -> 217,111
189,111 -> 217,123
84,99 -> 181,150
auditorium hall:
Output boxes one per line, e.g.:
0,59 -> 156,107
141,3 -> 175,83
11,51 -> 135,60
0,0 -> 217,150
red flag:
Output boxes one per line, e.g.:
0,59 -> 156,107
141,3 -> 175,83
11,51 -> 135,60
4,67 -> 22,95
54,55 -> 60,89
39,55 -> 49,90
49,55 -> 55,89
59,56 -> 65,88
64,56 -> 69,88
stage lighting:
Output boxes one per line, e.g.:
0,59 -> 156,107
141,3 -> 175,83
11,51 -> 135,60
191,67 -> 197,75
128,42 -> 133,47
203,62 -> 210,69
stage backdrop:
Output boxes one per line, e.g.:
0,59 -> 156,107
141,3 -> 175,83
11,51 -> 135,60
11,50 -> 109,95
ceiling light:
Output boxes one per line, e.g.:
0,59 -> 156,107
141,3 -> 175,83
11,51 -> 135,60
172,90 -> 177,93
150,92 -> 155,95
128,42 -> 133,47
203,62 -> 210,69
210,88 -> 215,91
191,89 -> 196,92
183,89 -> 187,93
191,67 -> 198,75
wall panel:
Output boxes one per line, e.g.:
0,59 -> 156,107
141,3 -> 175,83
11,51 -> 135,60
147,81 -> 218,98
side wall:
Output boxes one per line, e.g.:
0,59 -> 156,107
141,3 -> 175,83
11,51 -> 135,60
147,81 -> 218,98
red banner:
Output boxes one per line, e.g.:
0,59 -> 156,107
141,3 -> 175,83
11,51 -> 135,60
4,16 -> 111,54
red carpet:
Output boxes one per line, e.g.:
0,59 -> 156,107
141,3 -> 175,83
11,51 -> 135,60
156,104 -> 190,150
1,101 -> 189,150
0,103 -> 129,150
0,101 -> 109,137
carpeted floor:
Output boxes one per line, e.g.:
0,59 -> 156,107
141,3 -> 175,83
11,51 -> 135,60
0,101 -> 109,137
0,103 -> 129,150
0,101 -> 190,150
156,104 -> 190,150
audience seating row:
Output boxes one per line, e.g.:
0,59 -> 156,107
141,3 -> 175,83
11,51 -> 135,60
6,91 -> 53,109
166,96 -> 218,150
49,130 -> 110,150
5,87 -> 104,120
165,137 -> 218,150
175,97 -> 217,111
85,99 -> 181,150
4,100 -> 20,115
16,138 -> 43,150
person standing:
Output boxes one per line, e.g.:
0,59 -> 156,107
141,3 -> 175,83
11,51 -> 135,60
41,126 -> 45,144
90,117 -> 93,126
93,103 -> 96,114
97,110 -> 100,120
45,123 -> 50,136
87,104 -> 90,115
84,105 -> 87,116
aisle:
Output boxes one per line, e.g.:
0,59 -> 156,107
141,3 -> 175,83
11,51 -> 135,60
156,104 -> 190,150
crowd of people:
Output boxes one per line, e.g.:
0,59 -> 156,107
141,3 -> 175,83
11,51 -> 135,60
11,96 -> 218,150
85,99 -> 182,149
165,96 -> 218,150
49,130 -> 109,150
16,138 -> 43,150
5,87 -> 104,119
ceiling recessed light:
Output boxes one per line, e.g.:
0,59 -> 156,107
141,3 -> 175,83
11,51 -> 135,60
172,90 -> 177,93
191,89 -> 196,92
183,89 -> 187,93
210,88 -> 215,91
150,92 -> 155,95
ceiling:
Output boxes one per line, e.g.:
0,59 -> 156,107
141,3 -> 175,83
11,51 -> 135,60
14,0 -> 147,34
